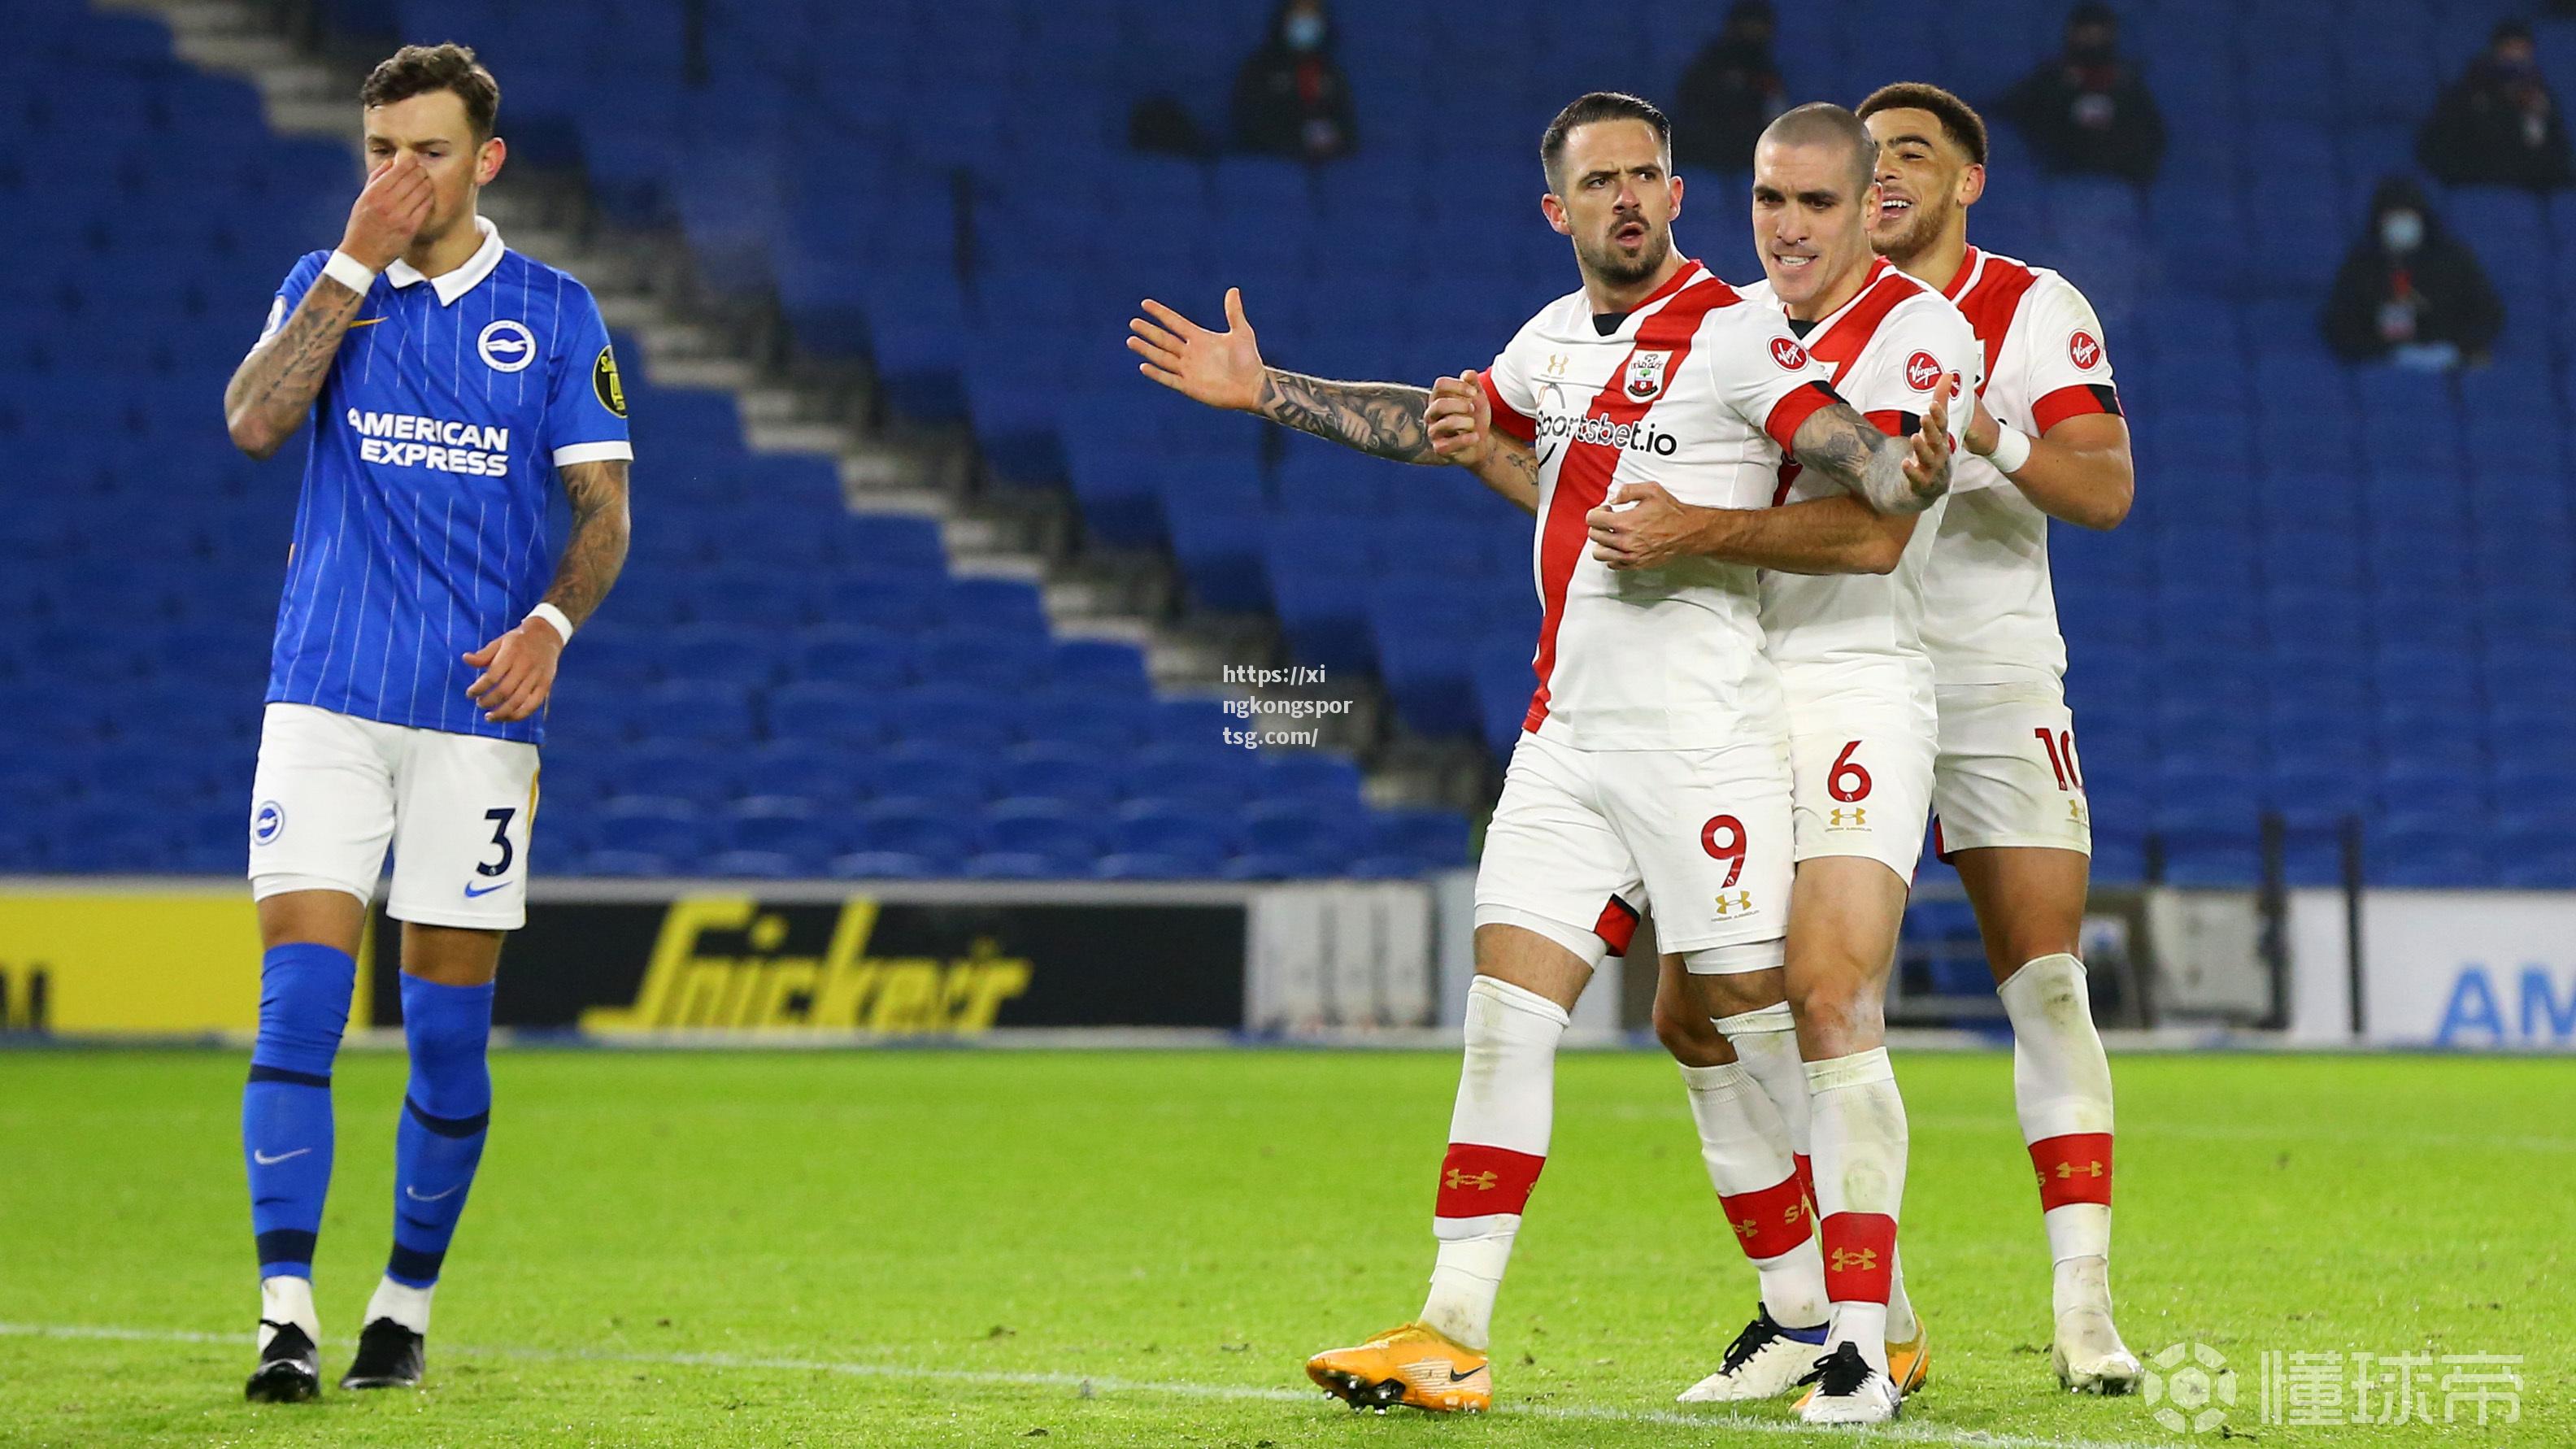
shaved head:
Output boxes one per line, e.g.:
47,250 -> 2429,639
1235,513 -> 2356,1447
1758,102 -> 1876,196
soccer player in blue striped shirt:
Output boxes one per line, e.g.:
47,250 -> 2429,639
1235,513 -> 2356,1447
220,43 -> 632,1402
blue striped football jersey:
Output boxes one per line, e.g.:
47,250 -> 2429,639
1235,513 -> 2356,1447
255,217 -> 632,744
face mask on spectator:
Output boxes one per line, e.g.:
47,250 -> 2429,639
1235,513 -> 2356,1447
2379,211 -> 2424,253
1284,13 -> 1325,50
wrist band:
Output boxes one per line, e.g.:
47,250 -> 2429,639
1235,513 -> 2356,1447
527,603 -> 574,644
1986,423 -> 2033,476
321,250 -> 377,296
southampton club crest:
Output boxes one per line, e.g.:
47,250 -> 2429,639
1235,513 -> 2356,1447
1623,349 -> 1673,402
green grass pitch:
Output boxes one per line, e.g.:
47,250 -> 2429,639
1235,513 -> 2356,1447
0,1048 -> 2562,1447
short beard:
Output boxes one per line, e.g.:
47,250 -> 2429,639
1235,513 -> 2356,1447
1577,225 -> 1673,289
1872,201 -> 1946,264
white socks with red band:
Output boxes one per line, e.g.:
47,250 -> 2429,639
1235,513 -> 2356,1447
1806,1046 -> 1908,1373
1999,952 -> 2118,1314
1422,976 -> 1569,1351
1679,1060 -> 1829,1330
1715,1003 -> 1813,1202
1999,954 -> 2122,1258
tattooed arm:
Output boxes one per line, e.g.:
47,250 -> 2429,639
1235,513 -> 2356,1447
1255,370 -> 1441,463
225,154 -> 433,459
463,460 -> 629,724
224,276 -> 367,459
1469,436 -> 1543,514
1786,390 -> 1953,516
542,459 -> 632,629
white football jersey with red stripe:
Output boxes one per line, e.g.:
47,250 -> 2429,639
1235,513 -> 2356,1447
1918,246 -> 2125,683
1740,261 -> 1982,707
1480,259 -> 1842,751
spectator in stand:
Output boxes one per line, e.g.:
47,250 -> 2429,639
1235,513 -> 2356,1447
2322,176 -> 2504,371
1231,0 -> 1356,163
1999,2 -> 2165,185
1671,2 -> 1788,174
2417,20 -> 2575,191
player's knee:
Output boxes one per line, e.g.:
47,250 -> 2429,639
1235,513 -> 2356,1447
253,942 -> 357,1068
1651,993 -> 1731,1067
402,992 -> 485,1057
254,886 -> 367,957
1786,969 -> 1882,1050
399,925 -> 506,990
1985,925 -> 2082,984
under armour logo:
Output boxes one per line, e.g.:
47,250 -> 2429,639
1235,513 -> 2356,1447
1712,890 -> 1756,917
1444,1168 -> 1499,1192
1828,807 -> 1867,829
1830,1247 -> 1879,1273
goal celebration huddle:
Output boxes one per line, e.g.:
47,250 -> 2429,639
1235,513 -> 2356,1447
1130,85 -> 2133,1425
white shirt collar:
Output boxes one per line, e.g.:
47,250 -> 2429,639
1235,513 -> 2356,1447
386,215 -> 504,306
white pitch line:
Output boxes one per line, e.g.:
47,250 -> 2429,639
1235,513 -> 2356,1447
0,1322 -> 2174,1449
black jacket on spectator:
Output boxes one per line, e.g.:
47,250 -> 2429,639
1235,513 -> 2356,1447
1230,1 -> 1356,163
1672,2 -> 1786,174
2417,38 -> 2575,190
2322,178 -> 2504,364
1999,5 -> 2165,185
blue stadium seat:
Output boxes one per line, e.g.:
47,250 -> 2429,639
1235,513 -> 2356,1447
853,798 -> 982,868
1112,799 -> 1239,860
594,797 -> 707,862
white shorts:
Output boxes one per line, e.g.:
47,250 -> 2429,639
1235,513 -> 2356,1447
1930,679 -> 2092,859
1788,698 -> 1938,881
247,703 -> 542,930
1473,729 -> 1792,974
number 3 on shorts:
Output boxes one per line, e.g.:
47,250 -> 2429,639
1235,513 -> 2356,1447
1699,814 -> 1747,887
477,807 -> 516,878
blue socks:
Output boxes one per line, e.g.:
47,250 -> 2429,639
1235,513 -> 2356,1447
244,944 -> 496,1321
385,973 -> 495,1290
243,942 -> 355,1278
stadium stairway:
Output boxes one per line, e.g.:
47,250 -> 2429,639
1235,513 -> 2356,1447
7,0 -> 1469,881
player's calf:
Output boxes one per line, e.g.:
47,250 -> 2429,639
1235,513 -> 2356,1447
346,966 -> 498,1390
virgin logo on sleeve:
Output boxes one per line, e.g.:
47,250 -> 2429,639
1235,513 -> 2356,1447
1904,350 -> 1942,390
2069,329 -> 2103,371
1771,336 -> 1811,370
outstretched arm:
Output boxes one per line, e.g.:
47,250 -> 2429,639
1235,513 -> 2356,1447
224,155 -> 433,459
1129,288 -> 1444,463
1255,370 -> 1441,463
463,459 -> 629,724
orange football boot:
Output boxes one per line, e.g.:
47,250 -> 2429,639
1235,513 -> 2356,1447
1305,1321 -> 1491,1412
